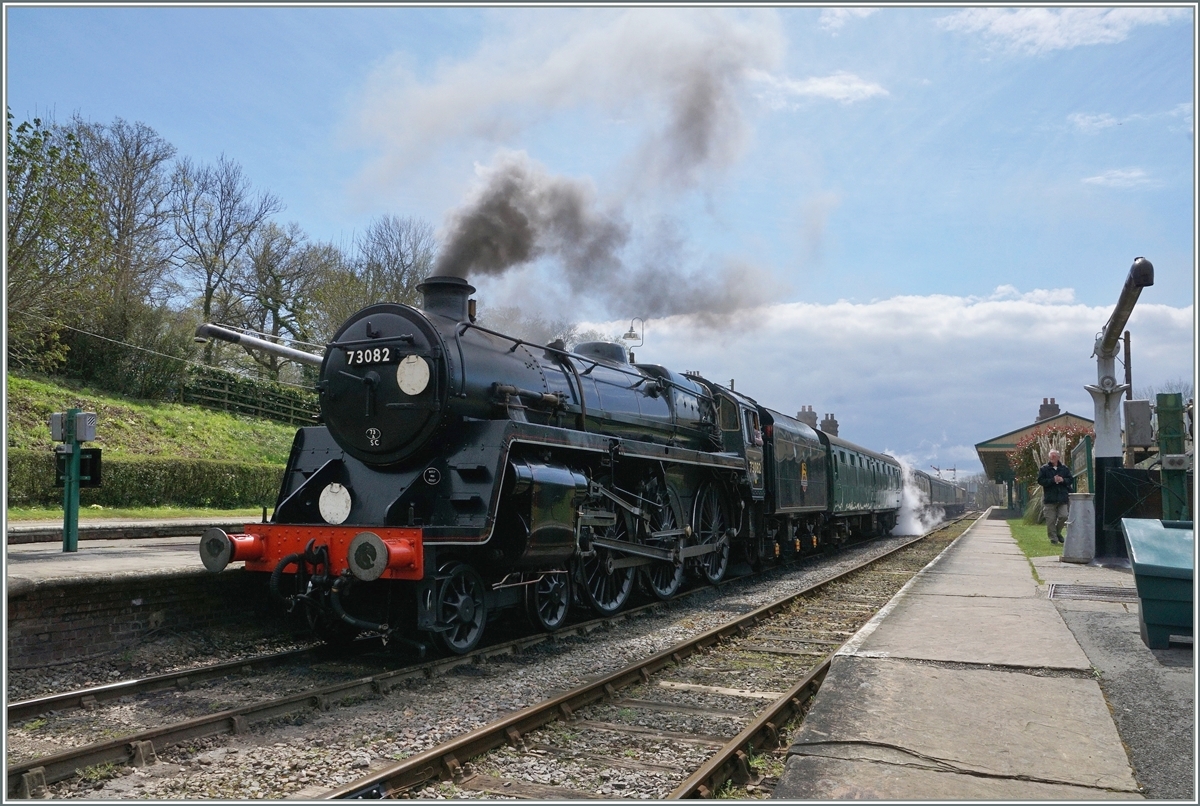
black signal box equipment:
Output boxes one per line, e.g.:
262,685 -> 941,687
56,448 -> 102,488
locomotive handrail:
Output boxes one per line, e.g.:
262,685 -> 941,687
455,320 -> 712,403
194,323 -> 323,367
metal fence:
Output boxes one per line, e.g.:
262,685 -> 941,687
181,371 -> 318,427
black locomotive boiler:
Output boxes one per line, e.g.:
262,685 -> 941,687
197,276 -> 914,654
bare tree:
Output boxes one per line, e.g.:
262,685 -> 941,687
308,214 -> 434,341
1136,378 -> 1194,403
233,222 -> 338,382
73,116 -> 178,307
355,214 -> 435,306
172,154 -> 281,363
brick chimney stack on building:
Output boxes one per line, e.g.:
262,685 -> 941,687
1037,397 -> 1061,422
820,413 -> 839,436
796,406 -> 818,429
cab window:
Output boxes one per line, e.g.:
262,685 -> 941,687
743,409 -> 762,447
719,396 -> 739,432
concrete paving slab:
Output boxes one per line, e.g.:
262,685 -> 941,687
913,568 -> 1038,598
1056,607 -> 1194,799
919,546 -> 1033,578
782,656 -> 1140,795
1034,555 -> 1138,590
849,591 -> 1093,669
6,536 -> 216,596
776,754 -> 1140,800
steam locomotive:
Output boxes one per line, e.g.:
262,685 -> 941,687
197,276 -> 950,654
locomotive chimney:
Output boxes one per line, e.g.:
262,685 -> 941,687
419,276 -> 477,322
796,406 -> 818,429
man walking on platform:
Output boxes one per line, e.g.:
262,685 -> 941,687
1038,449 -> 1074,544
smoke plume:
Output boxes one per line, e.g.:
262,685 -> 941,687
434,152 -> 772,319
355,9 -> 783,191
368,10 -> 787,320
434,153 -> 627,287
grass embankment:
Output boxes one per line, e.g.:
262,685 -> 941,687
6,373 -> 297,521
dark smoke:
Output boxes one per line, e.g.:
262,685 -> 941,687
434,151 -> 772,320
434,153 -> 627,285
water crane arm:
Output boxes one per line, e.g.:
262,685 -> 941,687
194,323 -> 324,367
1095,257 -> 1154,358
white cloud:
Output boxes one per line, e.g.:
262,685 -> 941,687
1070,103 -> 1194,134
1168,102 -> 1195,136
819,8 -> 878,32
1082,168 -> 1151,188
937,8 -> 1190,55
581,292 -> 1193,476
1068,112 -> 1122,132
750,69 -> 889,107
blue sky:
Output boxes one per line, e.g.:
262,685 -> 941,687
5,5 -> 1196,478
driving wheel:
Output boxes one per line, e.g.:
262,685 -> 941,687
580,506 -> 635,616
692,482 -> 731,584
430,562 -> 487,655
640,475 -> 684,600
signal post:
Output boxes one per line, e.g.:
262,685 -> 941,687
50,408 -> 100,552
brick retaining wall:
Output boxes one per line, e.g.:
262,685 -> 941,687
6,570 -> 291,669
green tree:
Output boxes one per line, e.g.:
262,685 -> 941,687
5,110 -> 106,370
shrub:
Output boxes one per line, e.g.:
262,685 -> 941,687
1008,423 -> 1093,508
6,449 -> 283,509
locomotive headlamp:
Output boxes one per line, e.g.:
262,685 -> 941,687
622,317 -> 644,348
396,355 -> 431,396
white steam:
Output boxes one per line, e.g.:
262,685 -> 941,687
894,457 -> 946,536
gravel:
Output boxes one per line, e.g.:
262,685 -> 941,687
17,534 -> 928,799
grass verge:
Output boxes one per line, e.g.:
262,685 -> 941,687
1008,518 -> 1064,585
5,505 -> 269,523
1007,519 -> 1065,559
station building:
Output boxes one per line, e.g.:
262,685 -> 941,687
974,398 -> 1094,514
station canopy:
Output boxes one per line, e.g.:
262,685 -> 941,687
975,411 -> 1095,484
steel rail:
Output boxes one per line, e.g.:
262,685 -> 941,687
6,514 -> 973,799
5,516 -> 912,726
6,644 -> 347,723
321,515 -> 974,799
668,659 -> 832,798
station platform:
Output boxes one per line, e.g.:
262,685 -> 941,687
5,520 -> 269,668
5,515 -> 251,544
4,518 -> 255,592
774,513 -> 1194,800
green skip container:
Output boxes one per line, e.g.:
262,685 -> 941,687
1120,518 -> 1194,650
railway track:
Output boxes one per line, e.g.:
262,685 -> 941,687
6,514 -> 974,799
325,513 -> 974,800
